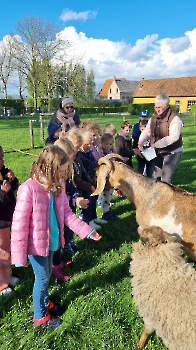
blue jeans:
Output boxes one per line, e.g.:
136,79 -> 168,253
28,251 -> 54,320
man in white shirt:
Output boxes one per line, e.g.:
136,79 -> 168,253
138,93 -> 183,183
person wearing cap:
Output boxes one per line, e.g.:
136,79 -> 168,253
138,93 -> 183,184
132,110 -> 148,143
50,96 -> 80,132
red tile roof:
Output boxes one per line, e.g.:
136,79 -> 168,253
133,76 -> 196,98
99,78 -> 125,96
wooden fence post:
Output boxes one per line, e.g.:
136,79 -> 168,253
29,120 -> 34,148
40,114 -> 44,140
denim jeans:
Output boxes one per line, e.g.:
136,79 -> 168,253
28,251 -> 54,320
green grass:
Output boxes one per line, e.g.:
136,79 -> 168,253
0,113 -> 196,350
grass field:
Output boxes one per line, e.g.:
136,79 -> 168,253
0,113 -> 196,350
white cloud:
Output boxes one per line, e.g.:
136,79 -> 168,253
57,27 -> 196,87
3,27 -> 196,96
60,9 -> 97,22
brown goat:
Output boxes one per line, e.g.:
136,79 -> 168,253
93,154 -> 196,260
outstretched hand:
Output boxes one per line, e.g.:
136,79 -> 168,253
89,231 -> 102,241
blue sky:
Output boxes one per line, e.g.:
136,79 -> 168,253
1,0 -> 196,96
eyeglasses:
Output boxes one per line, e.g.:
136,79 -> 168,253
65,105 -> 74,110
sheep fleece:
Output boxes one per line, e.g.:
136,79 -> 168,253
130,241 -> 196,350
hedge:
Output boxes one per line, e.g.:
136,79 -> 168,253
0,99 -> 24,114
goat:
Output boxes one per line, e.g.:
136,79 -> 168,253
93,154 -> 196,260
130,224 -> 196,350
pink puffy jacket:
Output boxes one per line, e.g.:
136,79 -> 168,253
11,178 -> 92,265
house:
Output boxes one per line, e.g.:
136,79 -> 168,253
133,76 -> 196,113
99,76 -> 139,102
99,77 -> 125,98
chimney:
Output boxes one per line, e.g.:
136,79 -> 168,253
113,76 -> 116,81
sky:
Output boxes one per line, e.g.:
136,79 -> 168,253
1,0 -> 196,97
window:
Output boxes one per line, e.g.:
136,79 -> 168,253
175,100 -> 180,106
109,88 -> 111,93
187,100 -> 196,111
116,88 -> 118,93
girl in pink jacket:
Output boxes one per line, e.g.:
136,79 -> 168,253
11,145 -> 101,329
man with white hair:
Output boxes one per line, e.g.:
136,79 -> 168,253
138,93 -> 183,183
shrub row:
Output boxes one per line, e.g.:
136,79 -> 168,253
128,103 -> 178,116
0,99 -> 25,114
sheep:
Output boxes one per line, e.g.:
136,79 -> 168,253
129,224 -> 196,350
92,154 -> 196,260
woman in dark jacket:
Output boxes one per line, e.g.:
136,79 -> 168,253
50,96 -> 80,132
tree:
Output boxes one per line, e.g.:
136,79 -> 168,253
86,68 -> 96,102
13,15 -> 66,110
0,35 -> 15,99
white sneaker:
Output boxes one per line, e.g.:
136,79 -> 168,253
0,287 -> 13,296
89,220 -> 101,230
9,276 -> 20,287
94,218 -> 107,224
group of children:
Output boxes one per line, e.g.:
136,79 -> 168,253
0,111 -> 152,329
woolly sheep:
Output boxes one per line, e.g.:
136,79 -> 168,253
130,225 -> 196,350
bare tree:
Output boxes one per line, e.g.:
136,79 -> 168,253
0,35 -> 15,99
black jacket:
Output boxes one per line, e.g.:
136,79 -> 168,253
73,153 -> 94,196
115,132 -> 134,167
0,166 -> 19,228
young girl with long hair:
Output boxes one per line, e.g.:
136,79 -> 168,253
11,145 -> 101,329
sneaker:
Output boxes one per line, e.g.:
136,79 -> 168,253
70,240 -> 79,251
89,220 -> 101,230
52,264 -> 71,282
113,189 -> 122,197
102,211 -> 117,221
47,300 -> 65,317
9,276 -> 20,287
0,287 -> 13,296
94,218 -> 107,224
62,243 -> 75,257
33,312 -> 61,329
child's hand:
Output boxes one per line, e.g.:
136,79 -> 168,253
91,186 -> 96,192
1,180 -> 11,193
133,148 -> 143,158
76,197 -> 89,209
89,231 -> 102,241
7,169 -> 15,181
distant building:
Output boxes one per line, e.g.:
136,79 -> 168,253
133,76 -> 196,113
99,76 -> 139,102
99,77 -> 125,98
